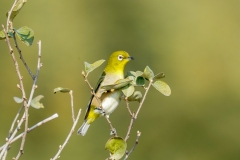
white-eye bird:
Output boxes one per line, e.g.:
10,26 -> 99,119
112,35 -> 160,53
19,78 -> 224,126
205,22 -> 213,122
78,51 -> 134,136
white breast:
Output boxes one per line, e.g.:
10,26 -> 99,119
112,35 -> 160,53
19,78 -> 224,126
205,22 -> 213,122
101,91 -> 121,115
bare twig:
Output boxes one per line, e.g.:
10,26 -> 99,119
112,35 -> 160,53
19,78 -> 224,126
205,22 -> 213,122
0,113 -> 26,158
0,114 -> 59,152
2,150 -> 8,160
135,81 -> 152,119
69,90 -> 75,122
125,98 -> 132,116
124,112 -> 135,141
15,40 -> 42,160
6,0 -> 18,32
0,24 -> 28,160
105,115 -> 117,136
8,105 -> 24,138
124,131 -> 141,160
13,32 -> 35,80
50,109 -> 81,160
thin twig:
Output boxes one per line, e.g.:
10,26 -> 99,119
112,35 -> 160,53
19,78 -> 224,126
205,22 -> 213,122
0,24 -> 28,160
0,114 -> 59,152
135,81 -> 152,119
8,105 -> 24,138
50,109 -> 81,160
125,99 -> 132,116
69,90 -> 75,122
124,81 -> 152,147
105,115 -> 117,136
2,150 -> 7,160
6,0 -> 18,33
13,32 -> 35,80
124,112 -> 135,141
15,40 -> 42,160
124,131 -> 141,160
0,113 -> 26,158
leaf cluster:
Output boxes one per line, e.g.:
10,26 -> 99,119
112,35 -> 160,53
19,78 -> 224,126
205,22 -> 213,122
0,0 -> 34,46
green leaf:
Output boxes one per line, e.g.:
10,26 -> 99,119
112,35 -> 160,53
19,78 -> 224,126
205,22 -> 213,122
6,0 -> 27,21
153,72 -> 165,80
128,91 -> 143,102
152,80 -> 171,96
101,78 -> 132,91
15,26 -> 34,46
135,76 -> 145,86
84,59 -> 105,75
30,95 -> 44,109
105,137 -> 127,160
135,70 -> 143,77
13,97 -> 23,103
143,66 -> 154,80
127,71 -> 136,77
122,85 -> 135,97
54,87 -> 71,93
0,30 -> 6,40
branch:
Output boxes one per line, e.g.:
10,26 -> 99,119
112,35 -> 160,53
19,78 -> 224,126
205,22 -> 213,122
0,113 -> 26,159
69,91 -> 75,122
8,105 -> 24,138
124,112 -> 135,141
0,114 -> 59,152
124,131 -> 141,160
135,80 -> 152,119
125,99 -> 132,116
0,24 -> 28,160
15,40 -> 42,160
50,109 -> 81,160
6,0 -> 18,32
13,32 -> 35,80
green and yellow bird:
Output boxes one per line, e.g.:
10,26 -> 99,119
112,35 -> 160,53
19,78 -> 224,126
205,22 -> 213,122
78,51 -> 134,136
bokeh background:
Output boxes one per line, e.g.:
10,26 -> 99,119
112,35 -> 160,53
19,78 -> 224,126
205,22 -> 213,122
0,0 -> 240,159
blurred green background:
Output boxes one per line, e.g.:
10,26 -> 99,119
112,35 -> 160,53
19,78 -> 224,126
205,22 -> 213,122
1,0 -> 240,159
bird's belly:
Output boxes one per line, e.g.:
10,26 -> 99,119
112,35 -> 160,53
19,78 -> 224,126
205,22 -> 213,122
101,92 -> 120,115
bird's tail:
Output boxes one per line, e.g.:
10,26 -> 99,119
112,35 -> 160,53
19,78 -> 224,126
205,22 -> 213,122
77,120 -> 90,136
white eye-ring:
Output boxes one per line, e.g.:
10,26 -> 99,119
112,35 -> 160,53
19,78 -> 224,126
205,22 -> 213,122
118,55 -> 124,61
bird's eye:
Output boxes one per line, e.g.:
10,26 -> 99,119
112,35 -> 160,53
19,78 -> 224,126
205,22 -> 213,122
118,55 -> 124,61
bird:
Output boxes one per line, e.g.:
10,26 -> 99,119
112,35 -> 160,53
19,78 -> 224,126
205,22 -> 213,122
78,51 -> 134,136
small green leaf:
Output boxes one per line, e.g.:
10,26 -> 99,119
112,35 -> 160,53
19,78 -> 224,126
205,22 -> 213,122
0,30 -> 6,40
152,80 -> 171,96
105,137 -> 127,160
15,26 -> 34,46
101,79 -> 132,91
135,76 -> 145,86
54,87 -> 70,93
135,71 -> 143,77
127,71 -> 136,77
153,72 -> 165,80
6,0 -> 27,21
128,91 -> 143,102
122,85 -> 135,98
30,95 -> 44,109
13,97 -> 23,103
113,79 -> 132,89
84,59 -> 105,75
143,66 -> 154,80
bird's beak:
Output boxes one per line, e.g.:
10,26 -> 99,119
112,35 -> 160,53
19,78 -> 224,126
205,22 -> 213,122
127,56 -> 134,60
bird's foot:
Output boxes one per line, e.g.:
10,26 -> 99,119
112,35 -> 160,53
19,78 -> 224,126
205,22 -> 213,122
95,107 -> 106,116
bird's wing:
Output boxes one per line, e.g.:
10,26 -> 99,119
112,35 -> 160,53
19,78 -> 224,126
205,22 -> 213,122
84,71 -> 106,120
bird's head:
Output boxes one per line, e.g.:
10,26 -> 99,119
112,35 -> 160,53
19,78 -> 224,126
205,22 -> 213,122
105,51 -> 134,74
